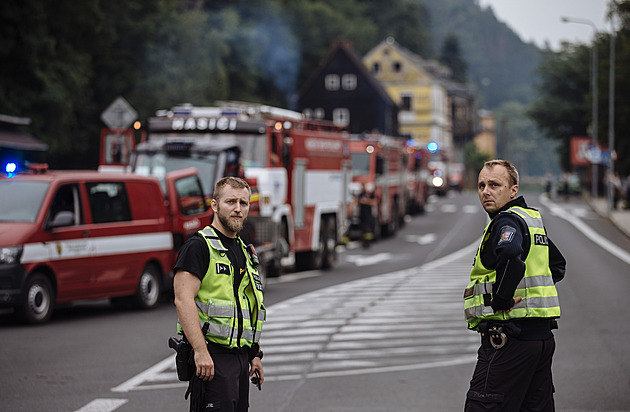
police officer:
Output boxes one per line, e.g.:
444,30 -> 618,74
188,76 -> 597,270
464,160 -> 566,411
174,177 -> 266,412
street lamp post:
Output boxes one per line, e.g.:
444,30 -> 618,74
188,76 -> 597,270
561,16 -> 598,199
607,13 -> 616,212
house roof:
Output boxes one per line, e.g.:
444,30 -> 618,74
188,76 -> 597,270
298,40 -> 396,106
0,114 -> 48,151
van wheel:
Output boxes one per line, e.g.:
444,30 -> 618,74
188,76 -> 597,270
134,264 -> 161,309
19,273 -> 54,324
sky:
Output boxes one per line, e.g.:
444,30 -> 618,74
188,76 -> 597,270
477,0 -> 612,50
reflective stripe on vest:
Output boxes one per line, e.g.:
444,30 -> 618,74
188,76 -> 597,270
177,226 -> 266,348
464,206 -> 560,330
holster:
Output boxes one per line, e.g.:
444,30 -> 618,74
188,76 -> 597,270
168,335 -> 195,381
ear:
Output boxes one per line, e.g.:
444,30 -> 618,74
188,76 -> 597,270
510,185 -> 519,199
211,198 -> 218,212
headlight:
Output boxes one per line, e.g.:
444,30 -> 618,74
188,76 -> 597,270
432,176 -> 444,187
0,246 -> 22,264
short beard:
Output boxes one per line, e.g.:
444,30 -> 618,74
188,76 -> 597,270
217,207 -> 245,234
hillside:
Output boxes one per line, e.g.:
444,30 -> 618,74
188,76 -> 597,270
421,0 -> 542,108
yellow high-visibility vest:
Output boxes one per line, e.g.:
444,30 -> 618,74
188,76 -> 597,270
464,206 -> 560,331
178,227 -> 265,348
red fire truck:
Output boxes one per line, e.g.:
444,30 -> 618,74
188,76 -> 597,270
347,134 -> 407,240
126,103 -> 352,275
404,143 -> 430,215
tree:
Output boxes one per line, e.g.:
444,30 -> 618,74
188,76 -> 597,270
440,33 -> 468,83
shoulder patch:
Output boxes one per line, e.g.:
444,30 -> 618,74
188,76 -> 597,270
498,225 -> 516,245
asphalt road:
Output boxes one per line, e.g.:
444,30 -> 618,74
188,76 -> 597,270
1,190 -> 629,411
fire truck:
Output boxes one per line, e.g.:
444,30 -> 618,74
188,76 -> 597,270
347,134 -> 407,240
404,143 -> 430,215
125,103 -> 352,275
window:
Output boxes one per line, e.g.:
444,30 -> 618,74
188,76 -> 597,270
325,74 -> 340,90
175,175 -> 206,216
48,184 -> 83,227
400,94 -> 413,111
332,108 -> 350,127
372,62 -> 380,74
342,74 -> 357,90
393,62 -> 402,72
87,182 -> 131,224
314,108 -> 325,119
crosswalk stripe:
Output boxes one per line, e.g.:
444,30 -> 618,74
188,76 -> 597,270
110,241 -> 481,392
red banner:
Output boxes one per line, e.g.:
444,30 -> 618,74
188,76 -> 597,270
570,136 -> 593,166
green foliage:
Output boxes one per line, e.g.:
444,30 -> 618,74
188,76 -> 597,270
420,0 -> 540,108
528,0 -> 630,176
463,141 -> 491,188
496,101 -> 561,176
439,33 -> 467,83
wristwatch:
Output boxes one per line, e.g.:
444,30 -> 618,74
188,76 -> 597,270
255,350 -> 263,360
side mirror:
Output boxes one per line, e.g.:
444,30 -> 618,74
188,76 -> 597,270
48,211 -> 74,229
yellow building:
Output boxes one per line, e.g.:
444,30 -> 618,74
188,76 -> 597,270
363,37 -> 452,154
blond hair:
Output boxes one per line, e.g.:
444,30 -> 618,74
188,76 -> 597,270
213,176 -> 251,200
483,160 -> 519,186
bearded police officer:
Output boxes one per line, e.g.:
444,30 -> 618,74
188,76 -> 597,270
464,160 -> 566,411
174,177 -> 265,412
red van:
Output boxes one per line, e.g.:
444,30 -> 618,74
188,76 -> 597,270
0,166 -> 211,323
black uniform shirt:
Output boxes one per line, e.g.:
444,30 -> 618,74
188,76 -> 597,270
480,196 -> 566,340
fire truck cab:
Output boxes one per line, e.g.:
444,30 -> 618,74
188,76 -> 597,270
404,143 -> 430,215
347,134 -> 407,240
131,103 -> 352,276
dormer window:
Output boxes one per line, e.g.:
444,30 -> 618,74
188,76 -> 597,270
325,74 -> 340,90
342,74 -> 357,90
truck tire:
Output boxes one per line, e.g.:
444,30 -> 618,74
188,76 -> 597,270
134,264 -> 161,309
267,221 -> 289,278
19,272 -> 54,324
320,217 -> 337,270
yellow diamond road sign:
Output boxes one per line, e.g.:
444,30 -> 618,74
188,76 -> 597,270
101,96 -> 137,129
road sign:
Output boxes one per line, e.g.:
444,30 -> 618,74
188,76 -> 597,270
101,97 -> 137,129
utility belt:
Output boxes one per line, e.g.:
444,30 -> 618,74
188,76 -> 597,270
477,319 -> 558,349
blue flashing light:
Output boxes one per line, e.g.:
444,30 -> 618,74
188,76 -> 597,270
427,142 -> 438,153
5,162 -> 17,174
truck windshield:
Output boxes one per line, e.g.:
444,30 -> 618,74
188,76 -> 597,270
351,153 -> 370,177
147,132 -> 268,168
134,153 -> 218,197
0,181 -> 49,222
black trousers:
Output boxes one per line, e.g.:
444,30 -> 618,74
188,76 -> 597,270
197,343 -> 250,412
465,336 -> 556,411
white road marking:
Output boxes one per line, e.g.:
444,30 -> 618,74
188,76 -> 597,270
74,399 -> 128,412
344,252 -> 393,266
405,233 -> 437,245
540,194 -> 630,265
441,204 -> 458,213
462,204 -> 479,214
110,241 -> 480,392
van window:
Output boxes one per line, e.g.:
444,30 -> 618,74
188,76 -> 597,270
175,175 -> 206,216
87,182 -> 132,223
48,184 -> 83,227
